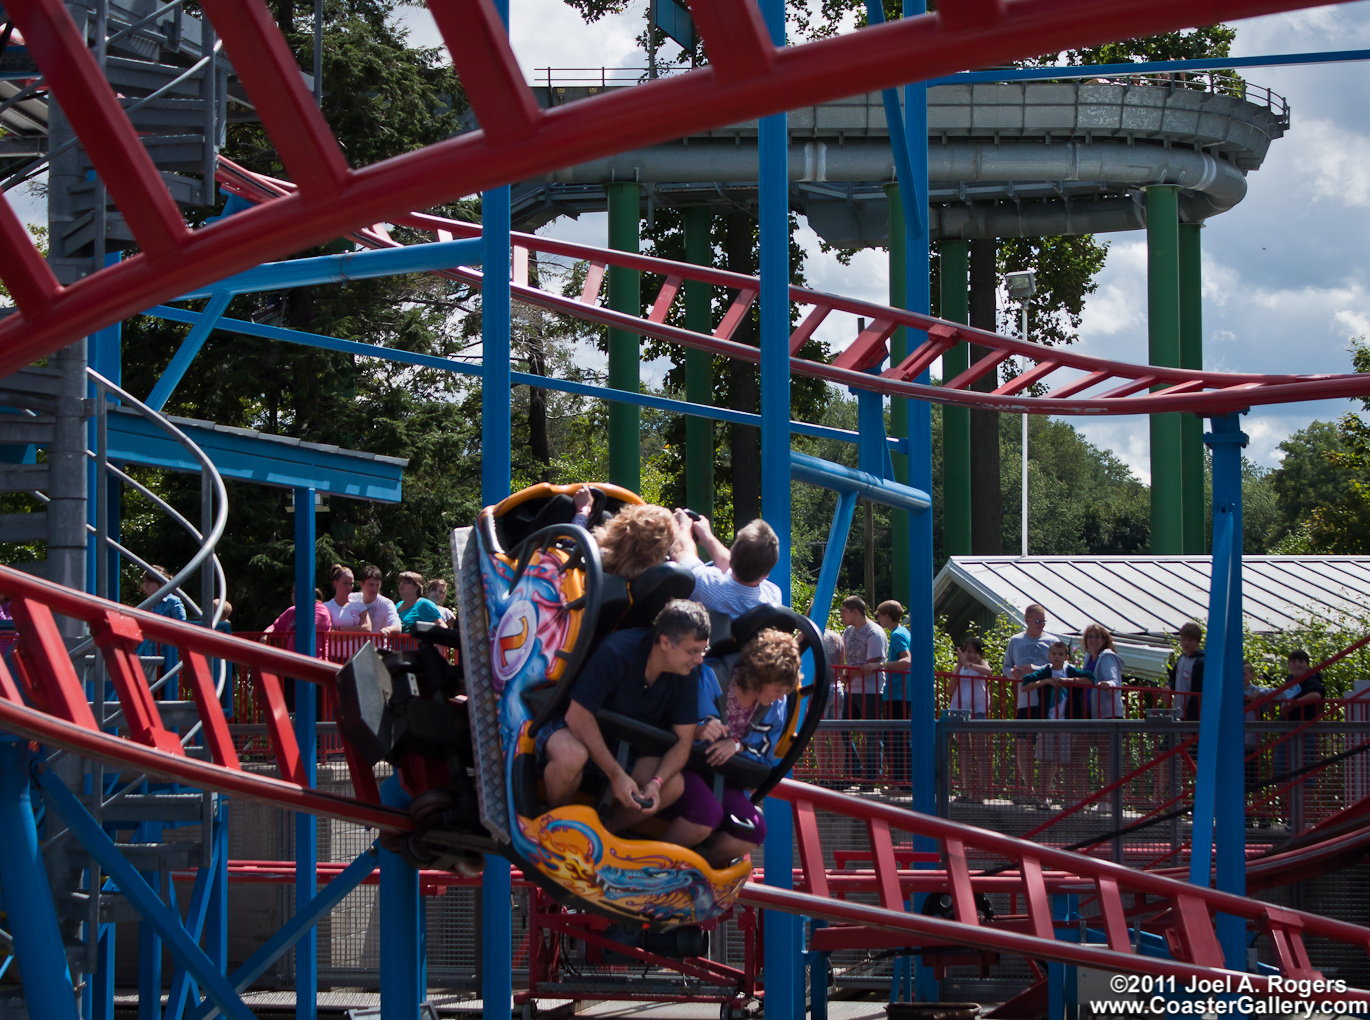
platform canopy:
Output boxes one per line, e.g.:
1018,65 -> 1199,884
933,555 -> 1370,679
107,405 -> 408,503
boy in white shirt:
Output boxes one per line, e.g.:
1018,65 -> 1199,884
840,596 -> 888,783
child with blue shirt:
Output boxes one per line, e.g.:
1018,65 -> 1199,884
1020,641 -> 1094,809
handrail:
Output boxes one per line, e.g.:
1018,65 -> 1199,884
87,369 -> 228,627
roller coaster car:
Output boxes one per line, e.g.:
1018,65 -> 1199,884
339,483 -> 830,931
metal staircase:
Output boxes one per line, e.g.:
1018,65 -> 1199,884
0,0 -> 234,590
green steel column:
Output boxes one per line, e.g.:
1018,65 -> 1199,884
887,184 -> 910,606
607,183 -> 642,491
1179,222 -> 1205,554
940,239 -> 971,556
1147,186 -> 1184,554
683,206 -> 714,517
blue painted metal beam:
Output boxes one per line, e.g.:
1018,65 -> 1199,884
480,4 -> 515,1016
165,852 -> 217,1020
33,765 -> 257,1020
791,451 -> 930,513
929,50 -> 1370,86
294,489 -> 318,1020
0,740 -> 79,1020
176,239 -> 483,300
145,306 -> 902,450
103,406 -> 405,502
146,291 -> 232,412
187,847 -> 379,1020
808,489 -> 859,631
1192,411 -> 1249,970
758,0 -> 798,1010
863,0 -> 925,241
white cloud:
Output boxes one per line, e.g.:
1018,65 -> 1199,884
1291,118 -> 1370,208
1333,308 -> 1370,338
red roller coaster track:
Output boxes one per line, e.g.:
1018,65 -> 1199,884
4,564 -> 1370,994
0,0 -> 1355,404
209,157 -> 1370,417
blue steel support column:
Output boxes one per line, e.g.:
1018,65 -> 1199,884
379,777 -> 422,1016
205,797 -> 228,984
1191,412 -> 1248,970
87,252 -> 122,598
479,1 -> 514,1015
0,740 -> 79,1020
757,0 -> 797,1011
903,0 -> 936,1000
293,488 -> 318,1020
145,291 -> 232,412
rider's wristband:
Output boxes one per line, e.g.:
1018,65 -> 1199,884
647,775 -> 663,789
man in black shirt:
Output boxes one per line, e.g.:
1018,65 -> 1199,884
1281,649 -> 1326,722
542,600 -> 711,830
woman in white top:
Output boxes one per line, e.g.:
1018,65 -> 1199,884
950,637 -> 992,802
325,564 -> 369,629
1081,623 -> 1125,720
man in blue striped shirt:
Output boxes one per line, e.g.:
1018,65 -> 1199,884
672,511 -> 783,618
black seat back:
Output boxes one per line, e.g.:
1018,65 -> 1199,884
707,603 -> 802,659
617,561 -> 697,631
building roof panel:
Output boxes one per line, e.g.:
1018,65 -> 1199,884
934,555 -> 1370,642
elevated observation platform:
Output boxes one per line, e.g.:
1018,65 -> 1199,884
512,76 -> 1288,244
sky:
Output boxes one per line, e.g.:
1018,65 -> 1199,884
402,0 -> 1370,484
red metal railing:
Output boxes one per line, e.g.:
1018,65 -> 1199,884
229,630 -> 456,761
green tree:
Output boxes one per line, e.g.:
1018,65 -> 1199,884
115,0 -> 496,626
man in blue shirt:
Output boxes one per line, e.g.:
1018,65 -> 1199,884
672,512 -> 783,618
542,600 -> 711,830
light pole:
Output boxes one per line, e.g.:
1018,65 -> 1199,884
1005,270 -> 1036,558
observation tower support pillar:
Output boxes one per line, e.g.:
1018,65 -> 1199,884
607,183 -> 643,491
1147,185 -> 1184,554
684,207 -> 715,518
940,240 -> 972,558
1180,225 -> 1206,554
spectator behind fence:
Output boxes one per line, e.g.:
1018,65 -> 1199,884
1168,622 -> 1205,721
950,638 -> 992,803
876,600 -> 912,783
325,564 -> 364,629
1278,648 -> 1326,780
660,628 -> 801,867
1082,623 -> 1125,720
341,565 -> 401,634
1244,661 -> 1274,812
137,565 -> 187,680
1020,641 -> 1094,809
212,598 -> 235,714
673,512 -> 783,617
841,596 -> 888,783
263,587 -> 332,655
426,579 -> 457,625
1002,604 -> 1061,804
594,503 -> 680,581
395,571 -> 445,633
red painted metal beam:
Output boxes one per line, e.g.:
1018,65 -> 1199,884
0,696 -> 411,832
0,567 -> 337,686
10,0 -> 188,259
197,0 -> 350,198
741,883 -> 1370,998
0,0 -> 1341,381
215,162 -> 1370,418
